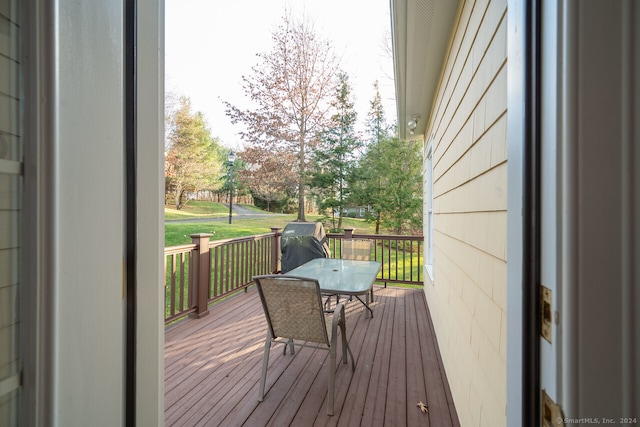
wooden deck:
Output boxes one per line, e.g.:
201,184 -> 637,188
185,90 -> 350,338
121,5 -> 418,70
165,285 -> 460,426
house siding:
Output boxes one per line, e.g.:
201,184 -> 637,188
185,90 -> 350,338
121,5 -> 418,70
424,0 -> 507,426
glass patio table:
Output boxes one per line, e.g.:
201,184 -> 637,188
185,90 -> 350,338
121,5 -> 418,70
284,258 -> 382,318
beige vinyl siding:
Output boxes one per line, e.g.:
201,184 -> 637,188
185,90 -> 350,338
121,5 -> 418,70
0,0 -> 21,425
424,0 -> 507,426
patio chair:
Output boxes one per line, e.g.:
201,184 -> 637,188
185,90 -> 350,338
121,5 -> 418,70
254,274 -> 356,416
341,239 -> 374,303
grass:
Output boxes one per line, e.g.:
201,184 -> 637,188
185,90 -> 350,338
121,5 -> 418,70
164,201 -> 377,247
164,200 -> 230,220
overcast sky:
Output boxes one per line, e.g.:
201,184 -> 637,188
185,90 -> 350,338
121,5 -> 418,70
165,0 -> 397,151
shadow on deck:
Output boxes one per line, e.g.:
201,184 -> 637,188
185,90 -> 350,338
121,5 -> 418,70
165,285 -> 460,426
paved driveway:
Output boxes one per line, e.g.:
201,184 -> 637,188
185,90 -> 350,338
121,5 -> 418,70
165,204 -> 286,223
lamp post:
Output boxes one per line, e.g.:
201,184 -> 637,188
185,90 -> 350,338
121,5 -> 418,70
228,151 -> 236,224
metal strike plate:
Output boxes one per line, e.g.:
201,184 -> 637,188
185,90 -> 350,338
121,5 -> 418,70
542,389 -> 564,426
541,285 -> 552,343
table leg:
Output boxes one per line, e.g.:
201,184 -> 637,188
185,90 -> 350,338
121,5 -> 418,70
354,295 -> 373,318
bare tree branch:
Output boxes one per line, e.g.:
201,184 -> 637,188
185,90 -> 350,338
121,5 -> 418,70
224,11 -> 340,221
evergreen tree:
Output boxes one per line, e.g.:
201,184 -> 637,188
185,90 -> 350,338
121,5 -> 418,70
310,71 -> 361,230
350,84 -> 422,233
366,80 -> 390,145
349,85 -> 388,232
351,137 -> 422,234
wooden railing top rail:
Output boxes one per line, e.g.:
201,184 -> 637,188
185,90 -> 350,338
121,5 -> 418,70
327,232 -> 423,241
164,244 -> 196,256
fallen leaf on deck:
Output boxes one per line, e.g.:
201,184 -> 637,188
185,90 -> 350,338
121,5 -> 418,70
417,401 -> 429,414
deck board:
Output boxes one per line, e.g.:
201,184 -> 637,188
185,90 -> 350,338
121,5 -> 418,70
387,288 -> 407,426
405,289 -> 428,426
360,289 -> 396,427
165,286 -> 459,426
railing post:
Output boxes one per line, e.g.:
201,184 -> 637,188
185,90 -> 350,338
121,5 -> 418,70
189,233 -> 212,319
270,227 -> 281,273
344,228 -> 355,239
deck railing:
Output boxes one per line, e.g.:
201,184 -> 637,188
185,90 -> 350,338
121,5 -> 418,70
326,230 -> 423,285
164,227 -> 424,324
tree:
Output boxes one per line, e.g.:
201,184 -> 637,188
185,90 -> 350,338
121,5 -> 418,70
165,96 -> 224,209
310,71 -> 361,230
365,80 -> 390,145
164,90 -> 181,150
349,140 -> 385,233
379,138 -> 423,233
237,146 -> 297,212
351,137 -> 422,234
349,85 -> 389,233
224,12 -> 339,221
349,85 -> 422,233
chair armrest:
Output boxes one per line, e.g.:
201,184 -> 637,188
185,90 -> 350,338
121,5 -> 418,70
330,302 -> 345,346
332,302 -> 345,322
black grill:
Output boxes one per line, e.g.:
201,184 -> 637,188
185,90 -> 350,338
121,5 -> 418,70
280,222 -> 331,273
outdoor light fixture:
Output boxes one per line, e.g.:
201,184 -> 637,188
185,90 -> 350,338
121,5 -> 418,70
408,115 -> 420,135
228,151 -> 236,224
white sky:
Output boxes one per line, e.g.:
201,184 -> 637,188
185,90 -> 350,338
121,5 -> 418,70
165,0 -> 397,151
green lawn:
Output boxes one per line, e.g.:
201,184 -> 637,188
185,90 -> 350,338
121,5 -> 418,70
164,200 -> 230,220
164,202 -> 377,247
